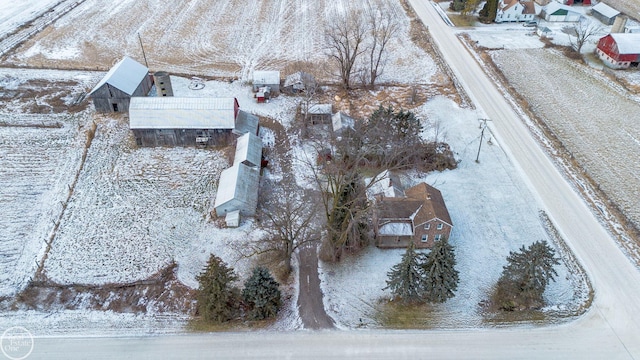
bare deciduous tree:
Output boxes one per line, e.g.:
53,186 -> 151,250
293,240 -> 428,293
563,19 -> 604,53
365,5 -> 398,89
325,10 -> 368,90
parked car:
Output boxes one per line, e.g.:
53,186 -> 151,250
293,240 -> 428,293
523,21 -> 538,27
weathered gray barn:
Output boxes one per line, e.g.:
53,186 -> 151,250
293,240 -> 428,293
592,2 -> 620,25
129,97 -> 258,147
89,56 -> 152,113
304,104 -> 332,125
252,70 -> 280,95
214,163 -> 260,217
233,132 -> 262,168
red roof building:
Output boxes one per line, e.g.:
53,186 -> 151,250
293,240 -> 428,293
596,34 -> 640,69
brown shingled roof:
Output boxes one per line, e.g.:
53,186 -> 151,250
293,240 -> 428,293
404,183 -> 453,227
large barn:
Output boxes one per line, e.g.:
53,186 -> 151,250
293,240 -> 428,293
596,33 -> 640,69
89,56 -> 152,113
129,97 -> 258,147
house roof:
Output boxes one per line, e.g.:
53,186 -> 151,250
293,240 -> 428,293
499,0 -> 519,11
376,197 -> 423,220
214,163 -> 260,212
306,104 -> 332,115
609,33 -> 640,54
543,2 -> 579,16
379,221 -> 413,236
404,183 -> 453,227
90,56 -> 148,96
253,71 -> 280,85
234,110 -> 259,135
234,132 -> 262,167
522,1 -> 535,15
366,169 -> 404,200
129,97 -> 238,129
332,112 -> 355,133
592,2 -> 620,19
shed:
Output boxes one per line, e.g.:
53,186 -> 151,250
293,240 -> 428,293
596,33 -> 640,69
540,2 -> 581,22
537,26 -> 554,38
234,132 -> 262,168
129,97 -> 243,147
304,104 -> 333,125
225,210 -> 241,228
592,3 -> 620,25
283,71 -> 316,93
331,112 -> 355,133
214,163 -> 260,217
252,71 -> 280,94
89,56 -> 152,113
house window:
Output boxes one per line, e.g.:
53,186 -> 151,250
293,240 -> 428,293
437,223 -> 443,230
435,234 -> 442,241
424,223 -> 430,230
421,235 -> 428,242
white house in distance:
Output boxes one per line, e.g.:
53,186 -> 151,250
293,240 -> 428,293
540,2 -> 581,22
495,0 -> 536,23
252,70 -> 280,94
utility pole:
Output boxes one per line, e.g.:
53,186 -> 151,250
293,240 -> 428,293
475,119 -> 489,163
138,33 -> 149,68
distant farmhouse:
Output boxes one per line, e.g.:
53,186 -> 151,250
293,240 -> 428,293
89,56 -> 152,113
596,33 -> 640,69
495,0 -> 536,23
540,2 -> 581,22
129,97 -> 259,147
371,172 -> 453,249
252,70 -> 280,95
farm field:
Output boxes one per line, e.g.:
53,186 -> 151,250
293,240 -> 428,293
5,0 -> 437,86
491,48 -> 640,244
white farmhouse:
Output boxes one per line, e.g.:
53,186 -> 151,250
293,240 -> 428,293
495,0 -> 536,23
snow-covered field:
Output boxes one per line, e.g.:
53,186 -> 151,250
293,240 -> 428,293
491,48 -> 640,240
5,0 -> 436,85
318,96 -> 585,329
0,0 -> 61,38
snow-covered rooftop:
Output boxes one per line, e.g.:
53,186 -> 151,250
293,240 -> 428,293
234,132 -> 262,168
379,222 -> 413,236
214,163 -> 260,215
89,56 -> 148,96
306,104 -> 332,115
592,2 -> 620,18
609,33 -> 640,54
129,97 -> 238,129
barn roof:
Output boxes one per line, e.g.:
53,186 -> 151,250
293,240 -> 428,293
332,111 -> 355,133
90,56 -> 149,96
234,110 -> 259,135
214,163 -> 260,214
129,97 -> 238,129
234,132 -> 262,168
306,104 -> 332,115
592,2 -> 620,19
253,70 -> 280,85
543,2 -> 578,16
610,33 -> 640,54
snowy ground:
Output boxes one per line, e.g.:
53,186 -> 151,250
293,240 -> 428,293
318,96 -> 584,329
0,0 -> 61,38
5,0 -> 436,85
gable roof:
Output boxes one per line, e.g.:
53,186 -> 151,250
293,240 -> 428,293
129,97 -> 238,129
332,112 -> 355,133
405,183 -> 453,227
234,110 -> 259,135
305,104 -> 332,115
214,163 -> 260,214
253,71 -> 280,85
609,33 -> 640,54
376,197 -> 424,220
234,132 -> 262,168
543,2 -> 579,16
283,71 -> 316,88
90,56 -> 148,96
592,2 -> 620,18
367,169 -> 404,199
522,1 -> 535,15
499,0 -> 519,11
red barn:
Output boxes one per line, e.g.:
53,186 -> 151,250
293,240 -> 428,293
596,34 -> 640,69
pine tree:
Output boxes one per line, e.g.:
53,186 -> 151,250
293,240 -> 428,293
384,243 -> 427,303
495,240 -> 560,310
242,267 -> 282,320
196,254 -> 239,323
423,236 -> 459,303
449,0 -> 467,11
479,0 -> 499,23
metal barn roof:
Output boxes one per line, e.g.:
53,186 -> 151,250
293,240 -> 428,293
253,70 -> 280,85
234,110 -> 259,135
129,97 -> 238,129
592,3 -> 620,18
214,163 -> 260,213
234,132 -> 262,167
90,56 -> 149,95
610,33 -> 640,54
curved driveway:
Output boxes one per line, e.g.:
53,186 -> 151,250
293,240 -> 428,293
31,2 -> 640,359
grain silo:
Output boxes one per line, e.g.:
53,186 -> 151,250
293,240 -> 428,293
153,71 -> 173,97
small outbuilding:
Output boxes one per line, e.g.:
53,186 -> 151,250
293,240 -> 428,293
596,33 -> 640,69
252,71 -> 280,95
537,26 -> 554,38
591,3 -> 620,26
540,2 -> 582,22
89,56 -> 152,113
304,104 -> 332,125
214,163 -> 260,217
129,97 -> 247,147
331,112 -> 355,133
283,71 -> 316,93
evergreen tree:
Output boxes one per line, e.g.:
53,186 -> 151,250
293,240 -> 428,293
384,243 -> 427,303
196,254 -> 239,323
242,267 -> 282,320
423,236 -> 459,303
449,0 -> 466,11
494,240 -> 560,310
479,0 -> 499,23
